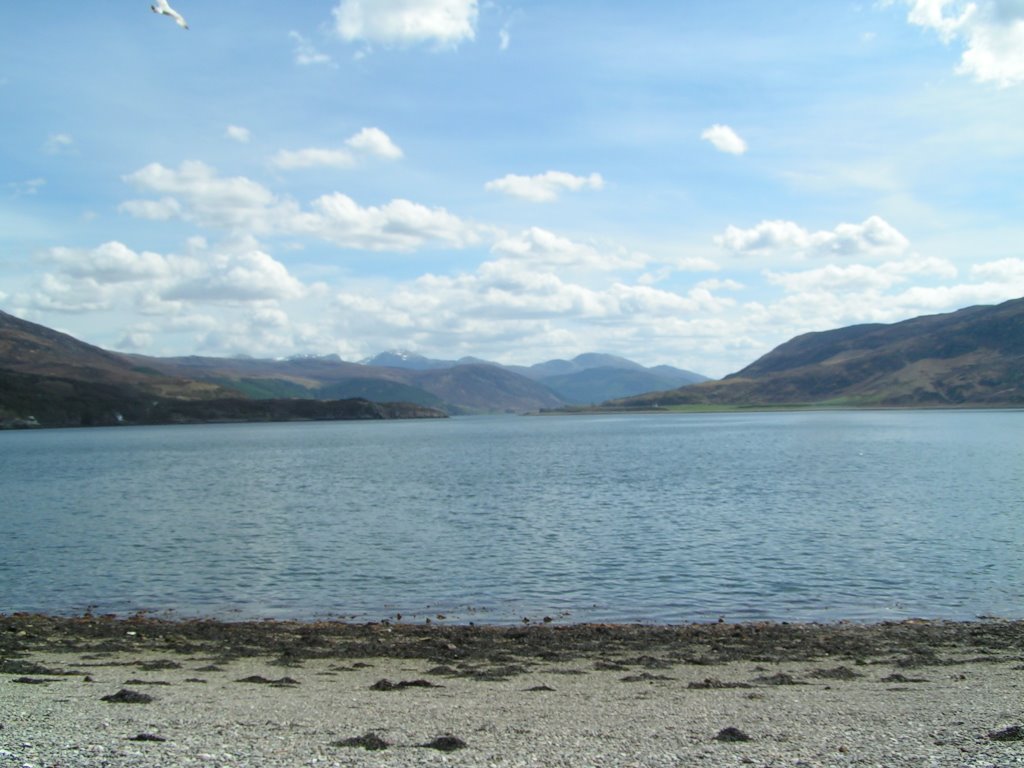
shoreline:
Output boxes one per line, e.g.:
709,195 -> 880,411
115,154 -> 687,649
4,613 -> 1024,664
3,615 -> 1023,767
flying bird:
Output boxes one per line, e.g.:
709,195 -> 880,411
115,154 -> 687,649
151,0 -> 188,29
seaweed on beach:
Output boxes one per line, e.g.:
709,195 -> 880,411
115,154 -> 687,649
101,688 -> 154,703
809,666 -> 862,680
714,726 -> 752,742
420,735 -> 467,751
988,725 -> 1024,742
620,671 -> 674,682
752,672 -> 805,686
4,615 -> 1024,671
235,675 -> 299,686
370,678 -> 439,690
334,732 -> 390,751
688,677 -> 752,689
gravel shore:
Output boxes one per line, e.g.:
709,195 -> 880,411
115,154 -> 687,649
2,616 -> 1022,767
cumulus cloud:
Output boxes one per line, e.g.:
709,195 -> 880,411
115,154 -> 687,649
299,192 -> 484,251
491,227 -> 647,271
118,196 -> 183,221
272,147 -> 358,170
971,256 -> 1024,281
765,261 -> 932,294
484,171 -> 605,202
701,124 -> 747,155
165,248 -> 305,303
289,30 -> 335,66
716,216 -> 910,260
122,161 -> 286,234
901,0 -> 1024,86
44,241 -> 184,283
120,160 -> 483,252
333,0 -> 478,49
225,125 -> 251,143
30,239 -> 307,317
272,127 -> 403,169
346,127 -> 404,159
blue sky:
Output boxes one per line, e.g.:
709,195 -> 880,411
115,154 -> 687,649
2,0 -> 1023,377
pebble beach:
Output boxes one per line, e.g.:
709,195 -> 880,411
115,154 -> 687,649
2,615 -> 1023,767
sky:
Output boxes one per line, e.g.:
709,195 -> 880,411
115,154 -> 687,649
2,1 -> 1023,378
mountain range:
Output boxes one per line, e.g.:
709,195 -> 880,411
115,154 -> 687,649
4,296 -> 1021,427
0,309 -> 706,425
612,297 -> 1024,408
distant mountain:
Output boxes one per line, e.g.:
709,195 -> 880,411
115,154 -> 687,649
614,298 -> 1024,408
540,366 -> 705,405
1,310 -> 710,420
126,354 -> 561,414
0,312 -> 445,427
357,349 -> 708,407
360,350 -> 456,370
506,353 -> 707,404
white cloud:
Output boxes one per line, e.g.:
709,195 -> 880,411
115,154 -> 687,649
272,147 -> 357,170
122,161 -> 286,234
43,133 -> 74,155
31,240 -> 305,314
499,26 -> 510,50
902,0 -> 1024,86
272,127 -> 403,169
333,0 -> 478,49
491,227 -> 647,271
118,196 -> 183,221
971,256 -> 1024,281
44,241 -> 183,283
289,30 -> 335,67
701,124 -> 747,155
484,171 -> 605,202
27,273 -> 112,312
225,125 -> 251,143
345,127 -> 404,159
300,193 -> 484,251
766,262 -> 917,294
166,248 -> 306,303
120,161 -> 483,253
716,216 -> 911,261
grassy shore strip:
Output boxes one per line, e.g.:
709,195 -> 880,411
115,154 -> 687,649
3,614 -> 1023,665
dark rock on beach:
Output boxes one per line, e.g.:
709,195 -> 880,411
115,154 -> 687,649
714,726 -> 752,742
809,665 -> 862,680
987,725 -> 1024,741
333,732 -> 390,751
370,678 -> 439,690
420,735 -> 468,751
101,688 -> 154,703
688,677 -> 752,689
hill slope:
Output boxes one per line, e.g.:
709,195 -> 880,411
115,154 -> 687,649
0,312 -> 445,427
615,298 -> 1024,408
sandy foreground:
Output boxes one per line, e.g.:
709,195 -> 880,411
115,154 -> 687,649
1,616 -> 1022,767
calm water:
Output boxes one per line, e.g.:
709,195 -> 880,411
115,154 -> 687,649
1,411 -> 1022,624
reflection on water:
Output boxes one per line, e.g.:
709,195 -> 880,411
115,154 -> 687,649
2,411 -> 1022,623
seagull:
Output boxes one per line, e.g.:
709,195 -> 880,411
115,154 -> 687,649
151,0 -> 188,29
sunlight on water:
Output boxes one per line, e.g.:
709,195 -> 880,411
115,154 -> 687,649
2,411 -> 1022,624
